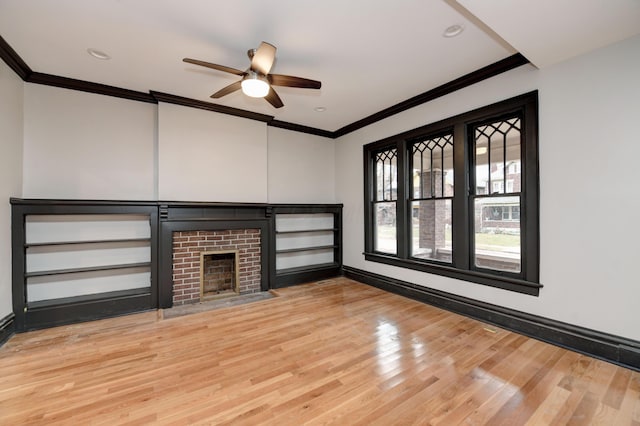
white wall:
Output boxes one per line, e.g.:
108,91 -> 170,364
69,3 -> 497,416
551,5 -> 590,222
267,127 -> 335,203
23,85 -> 156,200
20,87 -> 336,205
336,34 -> 640,341
158,102 -> 268,202
0,60 -> 24,318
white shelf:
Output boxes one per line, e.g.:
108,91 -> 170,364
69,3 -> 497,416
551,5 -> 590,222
275,213 -> 338,272
24,214 -> 152,303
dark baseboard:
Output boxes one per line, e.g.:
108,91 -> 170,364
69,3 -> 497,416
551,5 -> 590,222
20,293 -> 152,332
0,314 -> 15,347
342,266 -> 640,372
273,264 -> 342,289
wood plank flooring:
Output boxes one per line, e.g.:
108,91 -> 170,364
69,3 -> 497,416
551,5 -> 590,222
1,277 -> 639,425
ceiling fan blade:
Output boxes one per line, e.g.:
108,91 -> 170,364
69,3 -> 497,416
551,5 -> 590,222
269,74 -> 322,89
251,42 -> 276,75
210,81 -> 242,98
183,58 -> 245,76
265,87 -> 284,108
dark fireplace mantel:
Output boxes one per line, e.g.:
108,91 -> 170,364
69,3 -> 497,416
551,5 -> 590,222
158,202 -> 274,308
159,218 -> 270,308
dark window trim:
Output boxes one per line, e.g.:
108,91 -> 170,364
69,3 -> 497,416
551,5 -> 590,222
363,91 -> 540,296
363,252 -> 541,295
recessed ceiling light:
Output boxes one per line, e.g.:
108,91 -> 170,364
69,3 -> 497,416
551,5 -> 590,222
87,48 -> 111,60
443,24 -> 464,38
314,107 -> 327,112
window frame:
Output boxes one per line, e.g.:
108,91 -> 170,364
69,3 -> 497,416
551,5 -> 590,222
363,92 -> 541,296
407,131 -> 455,263
371,147 -> 399,255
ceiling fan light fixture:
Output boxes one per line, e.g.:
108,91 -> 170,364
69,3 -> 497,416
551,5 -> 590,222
241,71 -> 270,98
184,42 -> 321,108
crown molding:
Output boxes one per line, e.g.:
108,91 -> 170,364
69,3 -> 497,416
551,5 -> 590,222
268,119 -> 334,138
1,34 -> 530,139
28,72 -> 156,103
0,35 -> 32,80
151,91 -> 274,122
333,53 -> 530,138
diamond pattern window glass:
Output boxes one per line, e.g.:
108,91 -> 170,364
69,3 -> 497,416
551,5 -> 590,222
474,117 -> 521,196
375,149 -> 397,202
373,148 -> 397,254
410,134 -> 453,262
473,117 -> 522,273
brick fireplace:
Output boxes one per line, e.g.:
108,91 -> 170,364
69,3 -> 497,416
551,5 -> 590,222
159,208 -> 271,308
171,229 -> 261,305
158,203 -> 339,309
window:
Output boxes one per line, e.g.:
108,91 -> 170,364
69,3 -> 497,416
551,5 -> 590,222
472,116 -> 522,273
410,133 -> 453,263
373,148 -> 398,254
363,92 -> 540,295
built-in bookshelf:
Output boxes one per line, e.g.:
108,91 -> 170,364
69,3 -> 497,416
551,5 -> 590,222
272,205 -> 342,287
24,214 -> 152,304
12,201 -> 158,331
11,200 -> 341,330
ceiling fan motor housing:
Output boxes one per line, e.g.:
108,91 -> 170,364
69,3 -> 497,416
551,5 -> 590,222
183,41 -> 320,108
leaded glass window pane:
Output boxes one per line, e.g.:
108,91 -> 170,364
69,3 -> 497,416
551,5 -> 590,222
375,149 -> 397,202
475,118 -> 521,196
373,147 -> 398,254
410,133 -> 453,263
412,134 -> 454,199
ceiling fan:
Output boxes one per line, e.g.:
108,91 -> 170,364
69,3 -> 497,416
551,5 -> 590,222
183,42 -> 321,108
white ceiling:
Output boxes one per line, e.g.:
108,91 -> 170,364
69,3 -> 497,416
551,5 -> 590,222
1,0 -> 638,132
456,0 -> 640,69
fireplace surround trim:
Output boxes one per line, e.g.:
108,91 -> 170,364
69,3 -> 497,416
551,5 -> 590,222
159,218 -> 270,308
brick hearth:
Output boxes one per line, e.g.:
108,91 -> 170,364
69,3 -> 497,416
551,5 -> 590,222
171,229 -> 261,305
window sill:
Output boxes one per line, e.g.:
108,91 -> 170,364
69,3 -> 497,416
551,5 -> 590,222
363,252 -> 542,296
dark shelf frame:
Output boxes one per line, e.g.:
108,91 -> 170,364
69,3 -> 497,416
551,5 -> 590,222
275,228 -> 338,234
276,262 -> 340,276
274,262 -> 342,288
275,245 -> 338,255
25,262 -> 151,278
22,290 -> 153,331
25,237 -> 151,248
271,205 -> 343,288
27,287 -> 151,309
12,200 -> 159,332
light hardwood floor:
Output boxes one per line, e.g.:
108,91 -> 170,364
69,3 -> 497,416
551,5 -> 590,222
1,278 -> 639,425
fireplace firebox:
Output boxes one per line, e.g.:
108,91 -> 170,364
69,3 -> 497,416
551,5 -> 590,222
200,250 -> 239,301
